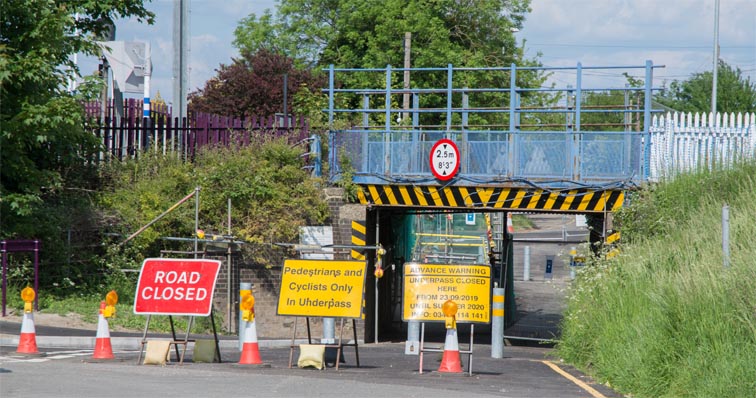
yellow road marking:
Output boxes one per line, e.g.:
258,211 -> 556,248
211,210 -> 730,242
541,360 -> 606,398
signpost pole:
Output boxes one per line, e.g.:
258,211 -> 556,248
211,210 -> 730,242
405,320 -> 420,355
491,288 -> 505,358
239,282 -> 251,351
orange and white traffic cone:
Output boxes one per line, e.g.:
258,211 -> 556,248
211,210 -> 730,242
92,301 -> 115,359
438,326 -> 463,373
238,292 -> 262,365
438,299 -> 462,373
506,213 -> 514,234
16,310 -> 39,355
238,318 -> 262,365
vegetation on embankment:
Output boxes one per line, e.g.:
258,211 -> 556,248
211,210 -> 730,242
557,160 -> 756,397
3,140 -> 329,333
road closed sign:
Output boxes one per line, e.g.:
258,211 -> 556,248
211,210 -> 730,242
277,259 -> 365,318
133,258 -> 221,316
402,262 -> 491,323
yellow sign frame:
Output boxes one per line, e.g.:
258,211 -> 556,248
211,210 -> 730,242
402,262 -> 491,324
277,259 -> 365,318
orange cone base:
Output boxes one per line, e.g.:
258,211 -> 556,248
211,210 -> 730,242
16,332 -> 39,354
438,350 -> 463,373
238,342 -> 262,365
93,338 -> 115,359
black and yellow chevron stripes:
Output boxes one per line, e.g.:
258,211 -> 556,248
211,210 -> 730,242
357,184 -> 624,212
351,220 -> 366,260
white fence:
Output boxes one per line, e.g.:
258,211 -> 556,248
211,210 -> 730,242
648,112 -> 756,181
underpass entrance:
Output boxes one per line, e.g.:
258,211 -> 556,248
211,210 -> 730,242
358,202 -> 613,344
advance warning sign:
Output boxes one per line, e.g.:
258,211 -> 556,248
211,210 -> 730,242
277,259 -> 365,318
402,262 -> 491,324
133,258 -> 221,316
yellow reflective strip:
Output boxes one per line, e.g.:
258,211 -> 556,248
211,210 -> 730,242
509,189 -> 527,209
606,232 -> 620,244
492,188 -> 507,208
527,190 -> 543,209
357,188 -> 368,204
577,192 -> 593,211
545,191 -> 558,209
382,186 -> 398,205
459,187 -> 474,207
595,191 -> 607,212
611,191 -> 625,211
492,295 -> 504,303
351,250 -> 365,260
476,187 -> 493,206
492,309 -> 505,317
562,190 -> 576,209
444,187 -> 457,207
398,186 -> 412,205
510,189 -> 527,208
368,185 -> 382,205
352,221 -> 366,235
413,186 -> 429,206
427,187 -> 443,206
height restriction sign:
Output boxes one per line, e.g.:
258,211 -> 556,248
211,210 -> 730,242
430,138 -> 460,181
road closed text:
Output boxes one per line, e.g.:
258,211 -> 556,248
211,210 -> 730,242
139,271 -> 209,301
134,259 -> 221,316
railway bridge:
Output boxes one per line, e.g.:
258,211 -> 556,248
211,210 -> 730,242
324,62 -> 663,343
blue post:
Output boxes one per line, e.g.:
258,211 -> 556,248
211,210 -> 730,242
328,64 -> 335,128
575,63 -> 583,181
385,65 -> 392,174
385,65 -> 392,132
446,64 -> 453,135
312,135 -> 321,177
412,93 -> 420,172
509,64 -> 517,175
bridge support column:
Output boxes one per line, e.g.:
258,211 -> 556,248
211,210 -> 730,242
364,208 -> 377,343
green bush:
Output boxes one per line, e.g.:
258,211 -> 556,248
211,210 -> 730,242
557,161 -> 756,397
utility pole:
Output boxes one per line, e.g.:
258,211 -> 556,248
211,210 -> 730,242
711,0 -> 720,116
173,0 -> 189,122
403,32 -> 411,123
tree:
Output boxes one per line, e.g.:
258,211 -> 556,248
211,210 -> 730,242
1,0 -> 153,223
188,49 -> 325,118
233,0 -> 550,127
655,60 -> 756,113
235,0 -> 530,68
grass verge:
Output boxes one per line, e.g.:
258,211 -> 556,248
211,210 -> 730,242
557,161 -> 756,397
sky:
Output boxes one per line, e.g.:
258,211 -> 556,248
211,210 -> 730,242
85,0 -> 756,108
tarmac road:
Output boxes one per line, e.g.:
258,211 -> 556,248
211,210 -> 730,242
0,321 -> 621,398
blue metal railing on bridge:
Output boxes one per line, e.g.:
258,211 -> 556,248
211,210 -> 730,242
325,62 -> 664,190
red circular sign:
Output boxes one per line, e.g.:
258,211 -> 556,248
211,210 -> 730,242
429,139 -> 460,181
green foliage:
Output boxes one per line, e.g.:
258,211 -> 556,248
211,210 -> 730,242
558,160 -> 756,397
236,0 -> 529,67
0,0 -> 153,296
334,152 -> 359,202
1,0 -> 153,221
188,49 -> 326,118
99,140 -> 330,267
233,0 -> 551,128
655,60 -> 756,113
616,161 -> 756,243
